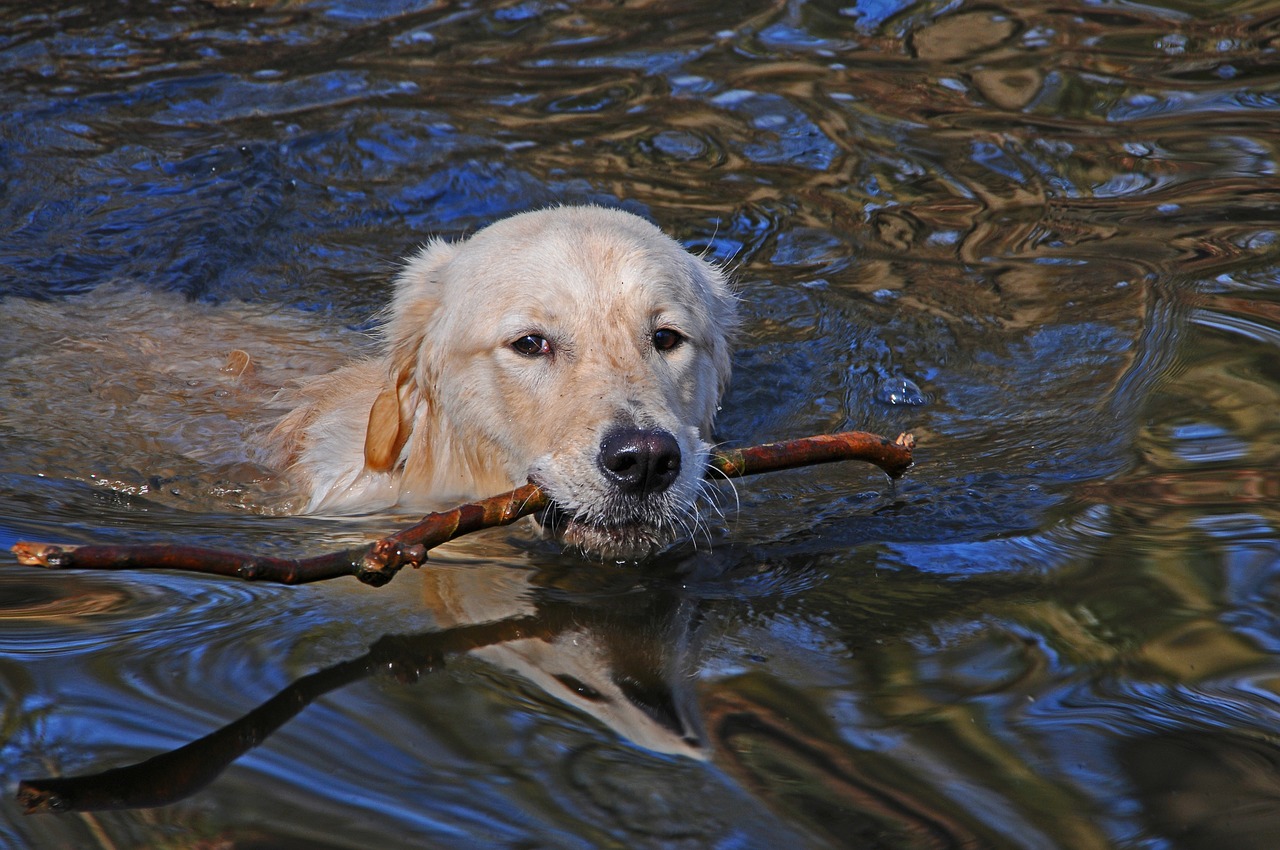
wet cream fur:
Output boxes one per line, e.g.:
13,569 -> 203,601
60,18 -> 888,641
272,206 -> 736,555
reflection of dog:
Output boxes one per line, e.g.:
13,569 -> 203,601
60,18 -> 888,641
272,207 -> 737,556
421,563 -> 706,759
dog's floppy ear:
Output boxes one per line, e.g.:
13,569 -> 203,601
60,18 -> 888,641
363,361 -> 418,473
362,238 -> 459,474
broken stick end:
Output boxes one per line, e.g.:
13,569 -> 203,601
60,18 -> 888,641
10,541 -> 76,568
16,781 -> 65,815
885,431 -> 917,479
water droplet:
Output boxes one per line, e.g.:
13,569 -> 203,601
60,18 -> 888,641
877,377 -> 927,406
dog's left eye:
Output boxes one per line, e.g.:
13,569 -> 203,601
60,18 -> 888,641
512,334 -> 552,357
653,328 -> 684,352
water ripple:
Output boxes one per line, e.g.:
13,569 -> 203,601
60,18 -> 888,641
0,570 -> 285,659
2,1 -> 1280,846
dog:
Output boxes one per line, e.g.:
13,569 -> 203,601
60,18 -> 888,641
271,206 -> 737,557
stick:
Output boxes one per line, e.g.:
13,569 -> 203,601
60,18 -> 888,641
10,430 -> 914,587
708,430 -> 914,480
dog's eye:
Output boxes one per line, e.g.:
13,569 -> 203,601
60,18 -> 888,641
512,334 -> 552,357
653,328 -> 684,352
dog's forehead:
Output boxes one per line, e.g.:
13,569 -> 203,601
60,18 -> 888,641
451,214 -> 709,314
540,242 -> 697,304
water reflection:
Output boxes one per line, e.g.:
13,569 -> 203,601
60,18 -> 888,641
3,0 -> 1280,847
13,554 -> 1070,848
17,565 -> 704,812
1120,729 -> 1280,850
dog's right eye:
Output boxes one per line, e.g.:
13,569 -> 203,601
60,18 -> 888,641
652,328 -> 685,352
511,334 -> 552,357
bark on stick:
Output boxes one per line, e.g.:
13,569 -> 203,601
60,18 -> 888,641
10,430 -> 914,587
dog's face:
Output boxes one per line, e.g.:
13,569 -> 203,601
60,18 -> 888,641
370,207 -> 736,557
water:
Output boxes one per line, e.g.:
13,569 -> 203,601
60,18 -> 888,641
2,1 -> 1279,847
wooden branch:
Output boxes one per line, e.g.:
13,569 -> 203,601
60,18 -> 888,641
10,430 -> 914,587
708,430 -> 915,481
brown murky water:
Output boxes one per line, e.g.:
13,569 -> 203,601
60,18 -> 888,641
2,1 -> 1280,847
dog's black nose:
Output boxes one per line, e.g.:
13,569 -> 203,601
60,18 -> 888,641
598,428 -> 682,497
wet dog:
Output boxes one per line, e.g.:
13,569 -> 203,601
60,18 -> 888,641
272,207 -> 736,557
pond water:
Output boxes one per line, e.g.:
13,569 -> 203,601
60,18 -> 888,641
3,1 -> 1280,847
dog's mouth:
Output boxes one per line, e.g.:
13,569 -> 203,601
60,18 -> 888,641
533,501 -> 673,560
528,430 -> 707,559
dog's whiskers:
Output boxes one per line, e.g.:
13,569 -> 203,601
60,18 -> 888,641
668,507 -> 700,553
701,451 -> 741,518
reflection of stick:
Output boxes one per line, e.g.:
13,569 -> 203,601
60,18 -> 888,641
10,430 -> 914,587
17,615 -> 554,814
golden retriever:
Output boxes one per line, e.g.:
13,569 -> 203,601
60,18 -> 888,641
271,206 -> 736,556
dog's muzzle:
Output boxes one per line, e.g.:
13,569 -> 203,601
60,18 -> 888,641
529,426 -> 696,558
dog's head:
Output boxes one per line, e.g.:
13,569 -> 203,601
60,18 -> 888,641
366,206 -> 736,557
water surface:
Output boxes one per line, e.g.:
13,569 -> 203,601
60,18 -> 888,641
3,1 -> 1280,848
